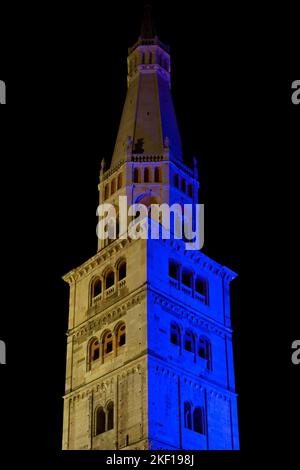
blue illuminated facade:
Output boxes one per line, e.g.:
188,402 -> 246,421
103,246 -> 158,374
146,233 -> 240,450
134,5 -> 239,451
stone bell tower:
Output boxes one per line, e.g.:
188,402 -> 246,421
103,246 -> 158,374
62,3 -> 239,450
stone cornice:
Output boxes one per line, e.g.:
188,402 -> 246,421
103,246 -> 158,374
150,360 -> 237,402
62,238 -> 134,285
63,358 -> 145,402
63,237 -> 237,287
149,287 -> 232,339
162,238 -> 238,282
69,286 -> 147,341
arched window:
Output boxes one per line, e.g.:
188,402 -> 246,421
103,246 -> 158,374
118,260 -> 126,281
103,331 -> 113,356
144,167 -> 150,183
154,167 -> 161,183
193,407 -> 205,434
181,178 -> 186,193
182,269 -> 193,288
104,184 -> 109,200
133,168 -> 140,183
199,336 -> 212,370
89,338 -> 100,363
111,179 -> 116,195
188,183 -> 193,198
184,402 -> 192,430
105,270 -> 115,289
117,173 -> 123,190
91,278 -> 102,302
107,402 -> 114,431
170,322 -> 181,346
169,260 -> 179,280
95,407 -> 106,435
174,174 -> 179,188
184,330 -> 195,353
117,324 -> 126,347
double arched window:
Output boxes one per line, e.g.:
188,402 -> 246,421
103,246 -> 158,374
184,402 -> 206,435
95,402 -> 114,435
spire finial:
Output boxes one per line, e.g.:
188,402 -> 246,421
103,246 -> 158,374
140,2 -> 156,39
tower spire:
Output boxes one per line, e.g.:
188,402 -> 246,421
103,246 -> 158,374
140,2 -> 156,39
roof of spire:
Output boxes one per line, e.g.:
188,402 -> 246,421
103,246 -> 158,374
140,3 -> 157,39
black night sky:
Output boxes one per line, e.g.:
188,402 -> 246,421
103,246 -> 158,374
0,0 -> 299,466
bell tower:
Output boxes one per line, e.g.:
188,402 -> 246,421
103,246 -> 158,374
62,3 -> 239,451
